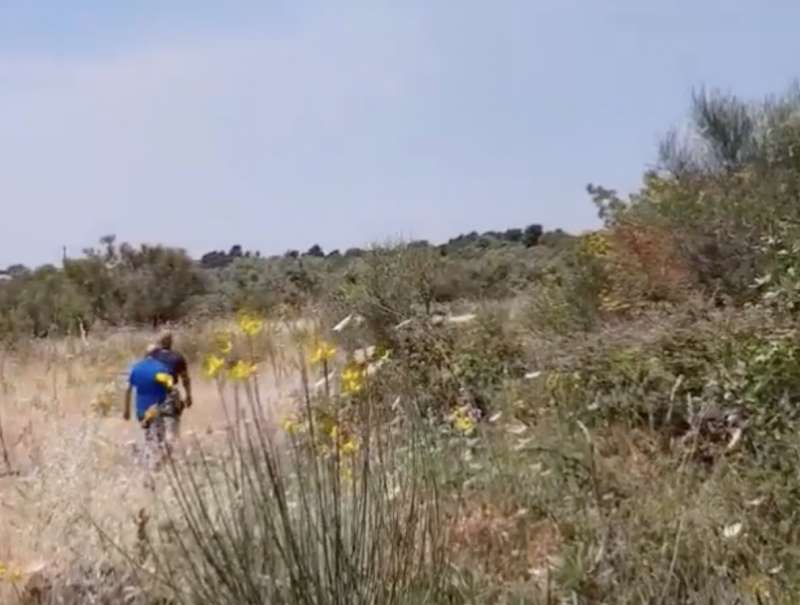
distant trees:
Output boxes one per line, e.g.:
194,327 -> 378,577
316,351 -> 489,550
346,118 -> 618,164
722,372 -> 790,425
523,224 -> 543,247
5,265 -> 30,278
305,244 -> 325,258
117,244 -> 205,327
0,220 -> 555,340
12,266 -> 89,337
0,236 -> 205,338
200,244 -> 257,269
442,224 -> 543,251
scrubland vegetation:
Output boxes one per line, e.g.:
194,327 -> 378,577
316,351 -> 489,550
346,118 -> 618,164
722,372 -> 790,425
5,83 -> 800,603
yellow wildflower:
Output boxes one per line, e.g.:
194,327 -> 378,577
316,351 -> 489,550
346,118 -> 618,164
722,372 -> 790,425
341,364 -> 365,394
310,341 -> 337,364
452,406 -> 476,435
238,313 -> 264,337
229,360 -> 257,381
155,372 -> 174,388
340,436 -> 358,456
203,354 -> 225,378
581,231 -> 611,257
0,562 -> 23,584
281,415 -> 302,435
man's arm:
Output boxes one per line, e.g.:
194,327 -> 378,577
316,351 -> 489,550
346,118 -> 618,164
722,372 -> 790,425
180,368 -> 193,407
123,386 -> 132,420
176,355 -> 192,408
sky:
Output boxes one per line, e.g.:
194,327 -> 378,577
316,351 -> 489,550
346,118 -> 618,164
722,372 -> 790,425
3,1 -> 800,267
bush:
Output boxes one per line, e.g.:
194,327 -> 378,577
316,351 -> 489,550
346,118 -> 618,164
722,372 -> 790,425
128,316 -> 447,605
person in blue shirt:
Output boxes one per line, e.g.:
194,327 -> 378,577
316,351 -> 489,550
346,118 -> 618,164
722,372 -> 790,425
124,347 -> 177,470
123,348 -> 171,423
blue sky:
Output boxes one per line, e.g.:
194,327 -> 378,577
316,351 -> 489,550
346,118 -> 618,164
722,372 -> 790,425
2,1 -> 800,266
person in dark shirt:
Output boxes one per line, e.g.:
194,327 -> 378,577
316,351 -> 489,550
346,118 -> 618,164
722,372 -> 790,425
148,331 -> 193,415
124,347 -> 174,471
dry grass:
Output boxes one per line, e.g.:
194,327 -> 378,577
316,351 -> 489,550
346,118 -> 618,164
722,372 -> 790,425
0,324 -> 299,604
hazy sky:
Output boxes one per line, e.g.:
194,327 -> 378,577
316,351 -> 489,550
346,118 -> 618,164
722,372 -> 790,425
2,1 -> 800,267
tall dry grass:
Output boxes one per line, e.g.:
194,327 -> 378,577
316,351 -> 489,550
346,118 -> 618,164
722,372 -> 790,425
0,322 -> 299,603
0,315 -> 447,604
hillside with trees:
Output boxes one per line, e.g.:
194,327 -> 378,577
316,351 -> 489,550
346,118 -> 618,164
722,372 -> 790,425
0,223 -> 551,340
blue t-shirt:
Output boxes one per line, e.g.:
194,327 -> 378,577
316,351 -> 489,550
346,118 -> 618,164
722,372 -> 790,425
129,357 -> 170,420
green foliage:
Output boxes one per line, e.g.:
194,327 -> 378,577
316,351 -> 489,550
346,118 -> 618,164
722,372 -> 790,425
450,309 -> 525,396
1,265 -> 90,337
526,306 -> 800,480
754,221 -> 800,313
582,83 -> 800,303
63,255 -> 123,323
0,222 -> 564,342
0,237 -> 204,339
523,238 -> 608,336
331,245 -> 445,341
118,244 -> 205,326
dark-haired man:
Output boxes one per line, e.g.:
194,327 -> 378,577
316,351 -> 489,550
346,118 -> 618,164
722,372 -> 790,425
149,331 -> 193,412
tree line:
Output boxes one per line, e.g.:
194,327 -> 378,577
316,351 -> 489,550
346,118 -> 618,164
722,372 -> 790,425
0,223 -> 547,340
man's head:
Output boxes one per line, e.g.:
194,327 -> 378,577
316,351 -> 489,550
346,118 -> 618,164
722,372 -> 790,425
157,331 -> 173,350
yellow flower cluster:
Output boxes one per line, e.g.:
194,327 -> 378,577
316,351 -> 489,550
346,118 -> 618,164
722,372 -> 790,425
341,363 -> 365,395
203,318 -> 264,381
203,355 -> 257,381
451,406 -> 477,435
310,341 -> 337,365
286,411 -> 360,457
327,422 -> 359,456
204,354 -> 225,378
281,414 -> 303,435
0,561 -> 23,584
228,360 -> 257,381
340,436 -> 358,456
581,231 -> 611,257
237,312 -> 264,337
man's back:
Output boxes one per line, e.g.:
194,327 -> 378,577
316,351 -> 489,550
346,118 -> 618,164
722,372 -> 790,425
129,357 -> 170,420
150,332 -> 193,411
150,347 -> 187,379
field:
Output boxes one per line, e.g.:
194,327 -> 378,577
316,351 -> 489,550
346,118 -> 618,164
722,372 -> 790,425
0,324 -> 301,604
6,84 -> 800,603
1,298 -> 799,604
